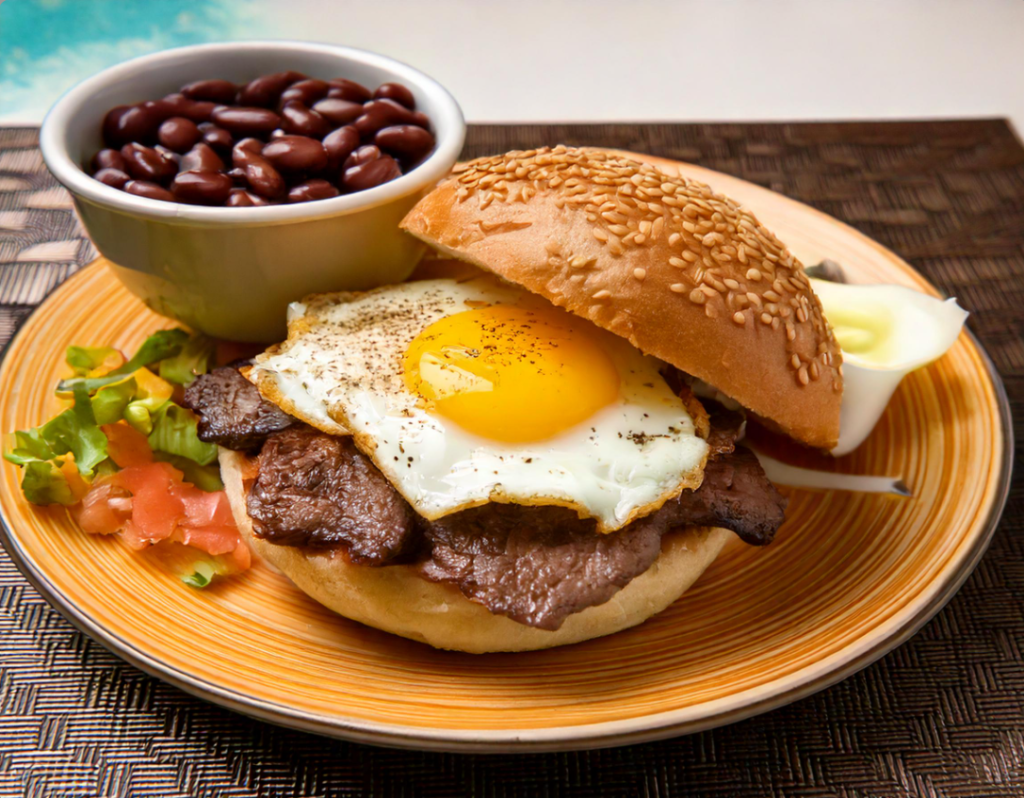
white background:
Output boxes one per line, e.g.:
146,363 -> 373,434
266,0 -> 1024,133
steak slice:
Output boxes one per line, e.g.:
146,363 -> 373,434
666,447 -> 786,546
420,446 -> 785,628
182,366 -> 294,451
245,423 -> 786,628
247,426 -> 418,564
421,504 -> 665,631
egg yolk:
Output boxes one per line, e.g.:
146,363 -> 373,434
403,304 -> 620,442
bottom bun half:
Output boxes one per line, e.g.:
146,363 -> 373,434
220,449 -> 733,654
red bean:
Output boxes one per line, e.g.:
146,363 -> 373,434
180,142 -> 225,173
158,117 -> 202,153
280,79 -> 330,108
242,154 -> 286,199
288,179 -> 339,203
211,106 -> 281,137
197,122 -> 234,152
181,79 -> 238,104
102,106 -> 132,147
124,180 -> 176,201
327,79 -> 372,103
343,154 -> 400,192
91,148 -> 126,173
154,145 -> 182,166
163,93 -> 217,122
209,106 -> 280,137
93,168 -> 130,189
120,143 -> 177,183
323,126 -> 361,172
237,71 -> 307,107
375,124 -> 434,164
279,102 -> 332,138
353,98 -> 419,138
227,188 -> 272,206
171,170 -> 234,205
231,137 -> 264,167
343,144 -> 382,171
374,82 -> 415,110
107,105 -> 163,146
262,135 -> 328,173
312,98 -> 364,126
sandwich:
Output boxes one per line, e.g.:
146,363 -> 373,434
183,146 -> 842,653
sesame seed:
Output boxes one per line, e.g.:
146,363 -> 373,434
633,268 -> 647,281
797,307 -> 809,323
761,312 -> 773,325
733,311 -> 746,325
798,365 -> 810,385
791,354 -> 802,369
685,286 -> 703,300
746,292 -> 763,308
593,228 -> 608,242
609,224 -> 630,236
810,361 -> 820,379
593,289 -> 611,299
669,257 -> 686,268
668,232 -> 682,246
682,250 -> 698,262
724,278 -> 740,290
639,220 -> 652,236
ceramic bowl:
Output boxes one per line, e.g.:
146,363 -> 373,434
40,41 -> 465,342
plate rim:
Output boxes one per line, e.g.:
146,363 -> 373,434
0,159 -> 1013,753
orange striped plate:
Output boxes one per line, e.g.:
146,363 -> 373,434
0,155 -> 1011,752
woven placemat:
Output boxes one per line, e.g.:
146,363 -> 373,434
1,121 -> 1022,798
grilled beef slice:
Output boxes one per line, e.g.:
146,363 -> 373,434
247,426 -> 418,564
182,366 -> 294,451
247,424 -> 786,628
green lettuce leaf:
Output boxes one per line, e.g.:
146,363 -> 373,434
91,377 -> 137,425
154,452 -> 224,492
182,561 -> 217,588
58,329 -> 189,394
147,402 -> 217,466
36,384 -> 108,478
20,460 -> 76,505
66,345 -> 121,376
4,428 -> 56,465
159,334 -> 214,386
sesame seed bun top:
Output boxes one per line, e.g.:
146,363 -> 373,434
400,146 -> 843,450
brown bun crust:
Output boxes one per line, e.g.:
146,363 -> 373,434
401,146 -> 842,449
221,449 -> 731,654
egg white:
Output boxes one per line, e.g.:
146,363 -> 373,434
250,277 -> 709,533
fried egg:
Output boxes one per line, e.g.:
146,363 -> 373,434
250,277 -> 708,533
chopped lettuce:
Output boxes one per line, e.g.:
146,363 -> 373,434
4,384 -> 108,482
7,329 -> 226,506
66,345 -> 121,376
159,334 -> 214,386
91,378 -> 137,425
182,561 -> 217,588
58,329 -> 189,394
147,402 -> 218,466
20,461 -> 76,505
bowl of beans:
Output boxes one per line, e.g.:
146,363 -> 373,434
40,41 -> 465,342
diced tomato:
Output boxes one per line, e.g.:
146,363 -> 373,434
102,423 -> 153,468
75,483 -> 132,535
108,461 -> 186,549
72,454 -> 249,577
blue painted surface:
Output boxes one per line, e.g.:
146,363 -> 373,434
0,0 -> 263,122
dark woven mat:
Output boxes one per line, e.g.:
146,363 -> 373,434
1,121 -> 1023,798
